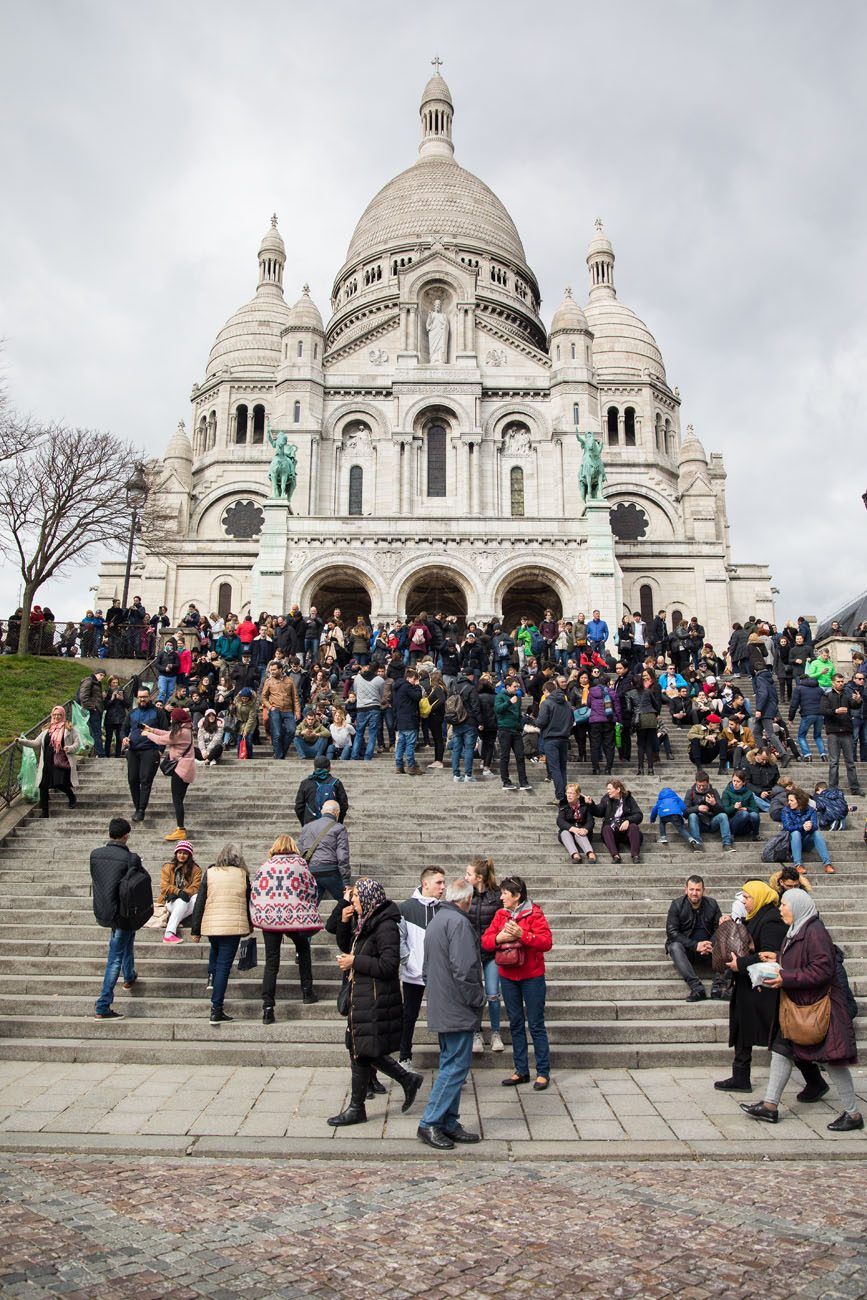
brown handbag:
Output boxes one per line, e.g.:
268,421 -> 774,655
778,989 -> 831,1046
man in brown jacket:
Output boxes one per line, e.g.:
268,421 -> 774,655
261,663 -> 301,760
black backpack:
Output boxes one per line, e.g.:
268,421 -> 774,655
118,862 -> 154,930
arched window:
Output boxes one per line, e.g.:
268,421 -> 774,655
348,465 -> 363,516
655,413 -> 662,451
293,400 -> 301,424
510,465 -> 525,517
671,607 -> 683,630
639,584 -> 654,626
235,404 -> 248,445
297,341 -> 303,358
607,406 -> 619,446
571,342 -> 576,360
664,418 -> 672,456
218,582 -> 232,618
197,416 -> 207,455
251,405 -> 265,444
624,407 -> 636,447
573,403 -> 580,426
426,424 -> 447,497
207,410 -> 217,450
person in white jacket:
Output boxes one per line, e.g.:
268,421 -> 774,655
397,867 -> 445,1067
196,710 -> 225,765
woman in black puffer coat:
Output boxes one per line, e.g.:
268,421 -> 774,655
465,857 -> 505,1054
327,878 -> 424,1128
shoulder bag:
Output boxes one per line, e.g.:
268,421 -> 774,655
337,974 -> 352,1016
301,821 -> 335,865
495,941 -> 526,968
160,738 -> 193,778
779,989 -> 831,1046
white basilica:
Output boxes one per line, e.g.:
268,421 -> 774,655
98,65 -> 774,645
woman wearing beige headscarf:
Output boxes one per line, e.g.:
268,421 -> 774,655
19,706 -> 81,818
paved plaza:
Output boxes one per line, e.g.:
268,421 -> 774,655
0,1060 -> 864,1160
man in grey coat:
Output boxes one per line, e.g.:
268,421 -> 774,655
296,800 -> 349,904
417,878 -> 486,1150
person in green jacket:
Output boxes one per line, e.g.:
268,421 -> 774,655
494,680 -> 530,791
805,648 -> 836,689
720,771 -> 761,840
512,619 -> 538,671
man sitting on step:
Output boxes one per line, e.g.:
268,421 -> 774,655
684,771 -> 736,852
665,875 -> 724,1003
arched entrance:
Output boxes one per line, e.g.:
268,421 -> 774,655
307,568 -> 373,623
403,567 -> 469,622
498,569 -> 563,630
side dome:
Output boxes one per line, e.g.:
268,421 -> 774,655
286,284 -> 324,332
550,287 -> 589,334
344,156 -> 527,267
583,298 -> 666,381
678,424 -> 707,465
206,295 -> 293,378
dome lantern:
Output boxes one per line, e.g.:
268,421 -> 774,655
258,213 -> 286,295
587,218 -> 616,300
419,56 -> 454,160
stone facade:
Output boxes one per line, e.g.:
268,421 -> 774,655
98,66 -> 773,645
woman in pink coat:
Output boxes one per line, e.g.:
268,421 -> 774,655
142,707 -> 196,842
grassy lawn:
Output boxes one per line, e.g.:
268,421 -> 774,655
0,658 -> 93,749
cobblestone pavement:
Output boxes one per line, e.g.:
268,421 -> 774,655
0,1060 -> 864,1160
0,1153 -> 865,1298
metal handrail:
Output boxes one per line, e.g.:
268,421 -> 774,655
0,659 -> 158,812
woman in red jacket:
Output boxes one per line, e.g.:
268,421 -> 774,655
482,876 -> 553,1091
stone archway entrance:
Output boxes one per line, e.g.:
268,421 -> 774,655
499,570 -> 563,629
307,569 -> 372,623
402,567 -> 469,623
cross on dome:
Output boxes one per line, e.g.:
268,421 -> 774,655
302,283 -> 310,294
271,213 -> 278,228
594,217 -> 604,233
564,285 -> 573,298
431,55 -> 443,73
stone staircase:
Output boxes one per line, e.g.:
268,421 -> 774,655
0,713 -> 864,1070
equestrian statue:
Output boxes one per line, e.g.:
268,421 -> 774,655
576,432 -> 607,504
267,427 -> 298,509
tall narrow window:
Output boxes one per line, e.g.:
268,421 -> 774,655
664,418 -> 672,456
571,342 -> 576,360
426,424 -> 447,497
252,405 -> 265,444
235,404 -> 248,444
510,465 -> 525,517
671,607 -> 683,631
639,584 -> 654,626
655,413 -> 662,451
218,582 -> 232,618
607,406 -> 619,446
297,341 -> 304,358
624,407 -> 636,447
573,403 -> 580,426
293,401 -> 301,424
348,465 -> 363,516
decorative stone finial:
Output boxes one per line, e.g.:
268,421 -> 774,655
686,423 -> 694,438
302,283 -> 310,295
564,285 -> 573,298
271,213 -> 278,228
594,217 -> 604,233
177,419 -> 185,434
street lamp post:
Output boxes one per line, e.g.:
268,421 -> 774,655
120,463 -> 149,611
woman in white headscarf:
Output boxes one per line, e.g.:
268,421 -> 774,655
740,890 -> 862,1131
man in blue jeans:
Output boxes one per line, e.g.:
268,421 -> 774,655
351,664 -> 385,760
89,816 -> 142,1019
417,879 -> 486,1150
450,671 -> 481,782
394,669 -> 423,774
684,772 -> 736,852
536,676 -> 572,801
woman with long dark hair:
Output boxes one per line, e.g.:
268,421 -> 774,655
465,857 -> 504,1054
633,667 -> 662,775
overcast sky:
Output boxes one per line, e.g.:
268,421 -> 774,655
1,0 -> 865,626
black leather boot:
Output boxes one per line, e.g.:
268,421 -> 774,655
327,1104 -> 368,1127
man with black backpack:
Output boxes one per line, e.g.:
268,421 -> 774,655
90,817 -> 154,1020
446,670 -> 481,783
294,756 -> 349,826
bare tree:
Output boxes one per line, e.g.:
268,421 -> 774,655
0,423 -> 139,655
0,346 -> 40,464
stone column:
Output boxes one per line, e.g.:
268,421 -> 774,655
583,499 -> 622,630
250,499 -> 290,614
308,436 -> 320,514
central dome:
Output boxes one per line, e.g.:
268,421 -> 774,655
345,155 -> 527,267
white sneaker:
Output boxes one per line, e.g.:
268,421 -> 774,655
472,1032 -> 484,1054
453,775 -> 462,783
398,1057 -> 413,1070
481,767 -> 492,776
491,1032 -> 505,1053
428,761 -> 443,769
